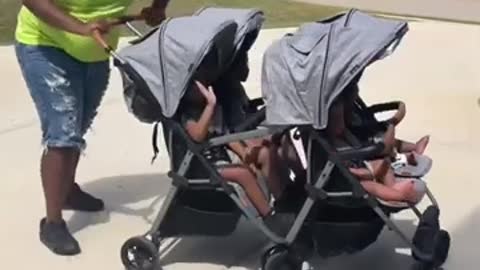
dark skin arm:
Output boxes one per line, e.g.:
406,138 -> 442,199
152,0 -> 170,8
22,0 -> 171,35
143,0 -> 170,26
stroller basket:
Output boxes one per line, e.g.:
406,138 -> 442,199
312,215 -> 385,257
159,189 -> 241,237
309,204 -> 385,257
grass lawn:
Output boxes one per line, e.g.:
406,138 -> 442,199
0,0 -> 343,44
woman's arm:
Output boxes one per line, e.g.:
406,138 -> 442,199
142,0 -> 170,26
22,0 -> 107,35
152,0 -> 170,8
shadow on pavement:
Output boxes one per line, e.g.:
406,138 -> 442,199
62,172 -> 455,270
159,218 -> 422,270
444,207 -> 480,270
67,173 -> 171,233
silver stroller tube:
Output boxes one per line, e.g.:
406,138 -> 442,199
125,21 -> 144,38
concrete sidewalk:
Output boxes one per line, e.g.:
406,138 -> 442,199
298,0 -> 480,23
1,18 -> 480,270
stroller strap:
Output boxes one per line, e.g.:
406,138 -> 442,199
151,122 -> 160,164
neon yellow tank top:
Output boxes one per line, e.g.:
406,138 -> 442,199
15,0 -> 133,63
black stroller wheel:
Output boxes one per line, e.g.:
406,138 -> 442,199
261,245 -> 302,270
121,236 -> 159,270
432,230 -> 450,268
414,229 -> 451,270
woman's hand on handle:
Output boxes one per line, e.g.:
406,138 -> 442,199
142,0 -> 170,26
141,6 -> 166,26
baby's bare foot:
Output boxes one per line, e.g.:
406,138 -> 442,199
415,135 -> 430,154
406,153 -> 418,166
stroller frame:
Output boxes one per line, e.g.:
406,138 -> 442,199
283,127 -> 443,260
111,9 -> 450,270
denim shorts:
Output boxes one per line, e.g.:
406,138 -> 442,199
15,43 -> 111,150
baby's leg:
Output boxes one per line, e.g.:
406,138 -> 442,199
250,141 -> 289,199
360,180 -> 416,202
392,179 -> 418,202
219,165 -> 271,216
395,139 -> 416,153
350,159 -> 389,181
376,166 -> 418,203
395,135 -> 429,154
369,159 -> 390,179
349,167 -> 374,180
378,165 -> 397,187
382,124 -> 396,156
415,135 -> 430,154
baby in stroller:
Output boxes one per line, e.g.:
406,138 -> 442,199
343,76 -> 433,178
177,48 -> 288,220
279,78 -> 426,205
214,49 -> 290,199
333,82 -> 423,204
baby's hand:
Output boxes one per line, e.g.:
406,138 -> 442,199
195,81 -> 216,106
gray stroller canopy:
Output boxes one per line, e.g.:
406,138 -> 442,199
117,15 -> 238,118
194,7 -> 264,61
261,9 -> 408,129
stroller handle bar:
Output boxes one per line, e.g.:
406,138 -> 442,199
91,14 -> 145,54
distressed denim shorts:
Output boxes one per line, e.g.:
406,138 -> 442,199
15,43 -> 111,150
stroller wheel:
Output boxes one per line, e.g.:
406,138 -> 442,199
414,229 -> 450,270
432,230 -> 450,268
261,245 -> 302,270
121,236 -> 159,270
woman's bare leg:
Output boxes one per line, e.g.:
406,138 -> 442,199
220,166 -> 271,216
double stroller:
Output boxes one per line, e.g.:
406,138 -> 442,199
110,7 -> 450,270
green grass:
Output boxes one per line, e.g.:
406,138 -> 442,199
0,0 -> 22,44
0,0 -> 343,44
132,0 -> 343,27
